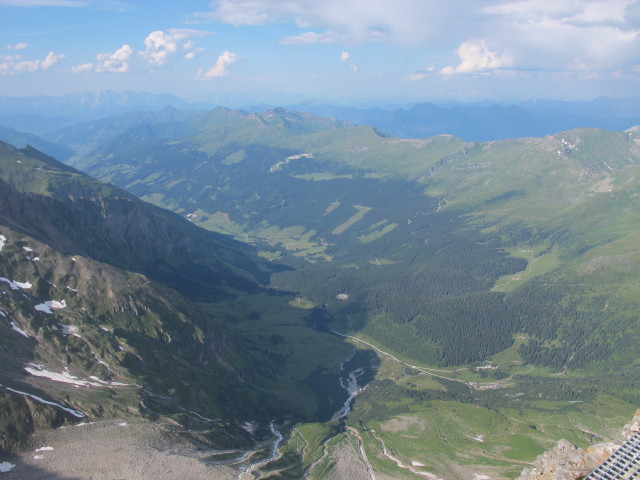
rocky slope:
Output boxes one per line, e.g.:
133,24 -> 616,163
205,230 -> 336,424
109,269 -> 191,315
0,141 -> 351,455
518,410 -> 640,480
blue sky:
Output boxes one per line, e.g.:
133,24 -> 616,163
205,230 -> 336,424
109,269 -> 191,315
1,0 -> 639,103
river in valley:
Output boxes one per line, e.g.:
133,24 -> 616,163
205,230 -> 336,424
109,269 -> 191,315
206,347 -> 379,478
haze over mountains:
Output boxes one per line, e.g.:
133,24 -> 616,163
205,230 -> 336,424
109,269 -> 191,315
2,90 -> 640,143
1,96 -> 640,479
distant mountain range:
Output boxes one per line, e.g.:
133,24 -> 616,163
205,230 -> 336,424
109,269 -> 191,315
275,96 -> 640,141
1,90 -> 639,142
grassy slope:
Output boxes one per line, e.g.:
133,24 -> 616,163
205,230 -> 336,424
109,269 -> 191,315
53,113 -> 640,477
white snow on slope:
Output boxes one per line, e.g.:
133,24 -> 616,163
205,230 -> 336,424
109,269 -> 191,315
59,323 -> 80,338
4,386 -> 85,418
10,321 -> 30,338
34,299 -> 66,314
0,277 -> 32,290
25,364 -> 129,388
88,376 -> 129,386
0,462 -> 15,473
0,235 -> 6,252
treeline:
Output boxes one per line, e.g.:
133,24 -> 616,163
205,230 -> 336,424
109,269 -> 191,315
278,204 -> 638,369
507,279 -> 637,370
275,208 -> 527,366
90,138 -> 637,371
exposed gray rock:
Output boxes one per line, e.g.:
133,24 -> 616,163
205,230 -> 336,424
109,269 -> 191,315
517,410 -> 640,480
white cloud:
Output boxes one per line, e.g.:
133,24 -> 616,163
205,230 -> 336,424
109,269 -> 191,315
484,0 -> 634,27
407,67 -> 435,81
0,51 -> 65,75
0,0 -> 87,5
72,44 -> 133,73
196,50 -> 239,78
95,44 -> 133,72
441,38 -> 511,75
191,0 -> 308,25
7,42 -> 29,50
408,72 -> 427,81
72,29 -> 210,74
139,29 -> 208,66
482,0 -> 640,73
194,0 -> 472,45
70,62 -> 93,73
281,31 -> 341,45
194,0 -> 640,78
340,51 -> 357,72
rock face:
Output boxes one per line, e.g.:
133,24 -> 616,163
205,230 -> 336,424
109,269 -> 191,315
517,410 -> 640,480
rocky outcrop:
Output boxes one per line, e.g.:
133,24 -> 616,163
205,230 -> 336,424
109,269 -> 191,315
517,410 -> 640,480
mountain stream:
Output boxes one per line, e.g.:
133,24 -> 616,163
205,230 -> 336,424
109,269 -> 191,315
209,348 -> 378,478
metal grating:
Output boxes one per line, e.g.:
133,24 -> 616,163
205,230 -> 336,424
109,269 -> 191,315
586,431 -> 640,480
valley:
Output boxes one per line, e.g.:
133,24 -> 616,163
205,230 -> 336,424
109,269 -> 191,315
1,106 -> 640,479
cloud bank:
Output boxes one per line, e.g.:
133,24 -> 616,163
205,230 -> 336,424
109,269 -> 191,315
0,51 -> 65,75
71,29 -> 209,74
195,0 -> 640,78
197,50 -> 239,78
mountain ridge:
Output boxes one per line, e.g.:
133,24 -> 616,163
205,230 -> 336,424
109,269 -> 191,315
0,141 -> 356,457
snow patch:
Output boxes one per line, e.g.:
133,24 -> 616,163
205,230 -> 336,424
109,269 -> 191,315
4,386 -> 85,418
0,235 -> 6,252
0,277 -> 32,290
241,421 -> 258,433
473,475 -> 491,480
88,376 -> 129,386
0,462 -> 15,472
25,364 -> 128,387
34,299 -> 66,314
118,422 -> 128,427
35,446 -> 53,452
74,421 -> 94,427
23,246 -> 33,252
33,455 -> 44,460
412,461 -> 426,467
25,365 -> 92,387
35,303 -> 52,314
59,323 -> 80,338
0,309 -> 5,317
10,321 -> 30,338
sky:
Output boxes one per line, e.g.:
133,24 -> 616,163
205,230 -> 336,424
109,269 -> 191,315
0,0 -> 639,103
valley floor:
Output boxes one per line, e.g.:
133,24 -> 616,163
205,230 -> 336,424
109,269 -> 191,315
2,419 -> 237,480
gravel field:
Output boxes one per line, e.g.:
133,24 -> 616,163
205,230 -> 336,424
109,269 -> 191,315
1,419 -> 238,480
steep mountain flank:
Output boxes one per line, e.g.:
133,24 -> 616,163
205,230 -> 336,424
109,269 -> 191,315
0,142 -> 353,455
0,141 -> 269,301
